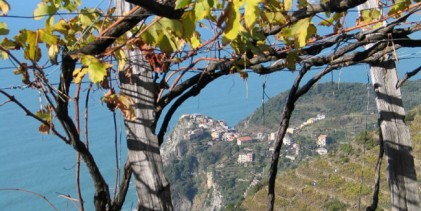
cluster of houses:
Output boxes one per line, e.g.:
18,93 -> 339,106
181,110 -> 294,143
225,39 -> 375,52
180,114 -> 257,163
180,113 -> 331,164
181,114 -> 257,146
266,113 -> 333,160
237,152 -> 255,163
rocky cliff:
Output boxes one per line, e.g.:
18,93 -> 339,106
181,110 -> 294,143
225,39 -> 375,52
161,114 -> 228,211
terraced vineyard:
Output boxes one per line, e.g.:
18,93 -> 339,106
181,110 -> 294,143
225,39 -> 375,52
243,146 -> 392,210
243,105 -> 421,211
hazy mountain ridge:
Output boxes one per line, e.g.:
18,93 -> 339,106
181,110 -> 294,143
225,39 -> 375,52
237,81 -> 421,133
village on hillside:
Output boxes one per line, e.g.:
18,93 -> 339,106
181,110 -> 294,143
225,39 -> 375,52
177,113 -> 331,164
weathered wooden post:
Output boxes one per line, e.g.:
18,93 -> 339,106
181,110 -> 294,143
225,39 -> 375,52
358,0 -> 420,210
115,1 -> 173,210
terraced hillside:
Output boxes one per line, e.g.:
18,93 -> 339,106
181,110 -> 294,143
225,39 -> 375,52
242,105 -> 421,210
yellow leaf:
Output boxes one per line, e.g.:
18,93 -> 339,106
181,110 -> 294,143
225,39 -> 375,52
0,0 -> 10,16
72,68 -> 88,84
223,0 -> 243,44
116,94 -> 136,121
33,2 -> 57,20
1,51 -> 7,59
102,92 -> 136,120
290,18 -> 310,47
263,12 -> 287,25
80,55 -> 111,83
39,29 -> 58,45
19,30 -> 41,62
284,0 -> 292,11
244,0 -> 261,29
51,19 -> 69,34
48,44 -> 59,65
188,32 -> 201,48
114,49 -> 127,71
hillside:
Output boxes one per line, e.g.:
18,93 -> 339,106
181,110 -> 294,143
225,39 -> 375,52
237,80 -> 421,133
161,80 -> 421,210
242,104 -> 421,210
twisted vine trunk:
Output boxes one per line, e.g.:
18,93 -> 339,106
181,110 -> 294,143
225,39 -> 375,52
116,1 -> 173,210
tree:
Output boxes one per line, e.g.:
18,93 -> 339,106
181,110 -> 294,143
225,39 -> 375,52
0,0 -> 420,210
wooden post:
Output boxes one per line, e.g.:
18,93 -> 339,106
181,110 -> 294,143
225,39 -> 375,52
358,1 -> 420,210
115,1 -> 173,210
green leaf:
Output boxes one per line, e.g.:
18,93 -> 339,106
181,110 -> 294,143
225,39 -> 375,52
319,18 -> 334,26
264,0 -> 282,10
0,37 -> 17,59
141,19 -> 160,45
306,23 -> 317,42
80,55 -> 110,83
158,18 -> 183,38
16,30 -> 41,62
244,0 -> 261,29
35,108 -> 52,121
194,0 -> 210,21
360,8 -> 381,23
142,18 -> 185,53
0,0 -> 10,15
33,2 -> 58,20
286,51 -> 298,71
388,0 -> 411,17
0,21 -> 9,35
39,29 -> 58,45
62,0 -> 79,12
181,11 -> 196,38
35,107 -> 53,134
1,37 -> 16,49
263,12 -> 287,25
157,34 -> 177,53
78,8 -> 101,29
175,0 -> 191,9
13,63 -> 30,84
